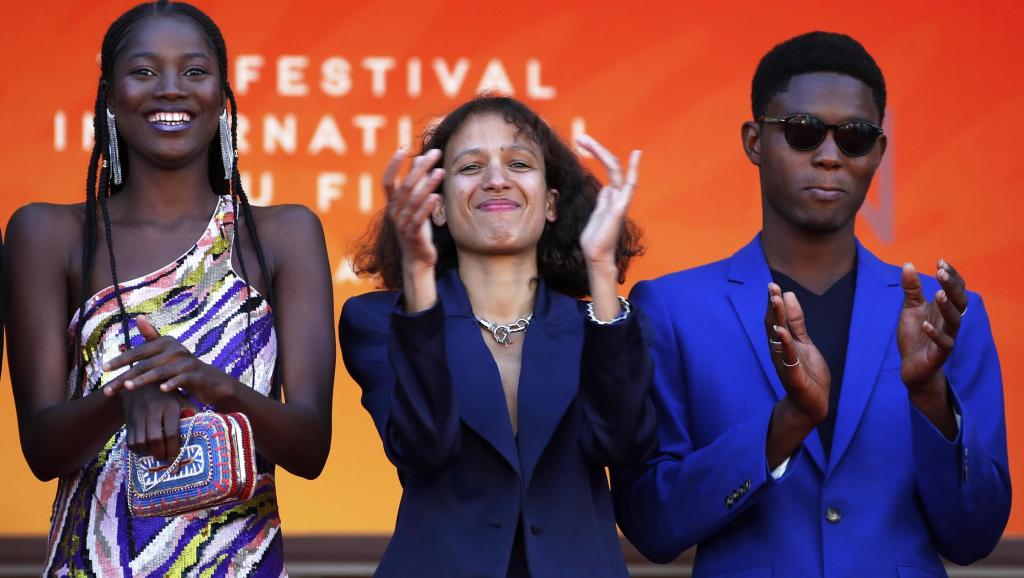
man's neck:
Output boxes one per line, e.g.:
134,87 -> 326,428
760,223 -> 857,296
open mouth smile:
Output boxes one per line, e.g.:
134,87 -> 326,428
146,111 -> 195,131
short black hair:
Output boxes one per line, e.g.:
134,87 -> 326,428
751,31 -> 886,123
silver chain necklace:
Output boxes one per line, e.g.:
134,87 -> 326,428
474,314 -> 532,348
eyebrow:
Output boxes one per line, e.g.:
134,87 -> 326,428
126,51 -> 211,61
451,144 -> 539,164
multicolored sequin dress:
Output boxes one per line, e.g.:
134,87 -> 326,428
45,195 -> 286,577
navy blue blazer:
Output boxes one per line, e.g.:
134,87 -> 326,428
612,236 -> 1011,578
340,272 -> 657,578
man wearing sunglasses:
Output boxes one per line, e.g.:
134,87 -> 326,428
614,31 -> 1009,577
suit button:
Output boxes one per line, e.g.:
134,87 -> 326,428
743,479 -> 751,490
530,525 -> 543,535
825,507 -> 842,523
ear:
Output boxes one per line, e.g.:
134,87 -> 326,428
431,197 -> 447,226
875,132 -> 888,161
545,188 -> 559,222
741,120 -> 762,166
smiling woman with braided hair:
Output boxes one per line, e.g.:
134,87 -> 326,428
4,2 -> 334,575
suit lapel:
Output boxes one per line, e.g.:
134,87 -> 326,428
726,236 -> 827,473
438,273 -> 521,477
516,281 -> 582,484
825,243 -> 901,477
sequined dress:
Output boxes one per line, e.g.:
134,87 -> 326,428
44,195 -> 286,577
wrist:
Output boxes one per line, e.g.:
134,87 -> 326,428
585,257 -> 618,280
775,397 -> 820,433
908,371 -> 949,413
203,374 -> 241,412
401,262 -> 437,313
767,398 -> 816,470
587,261 -> 621,315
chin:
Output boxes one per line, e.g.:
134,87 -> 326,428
456,235 -> 537,258
796,216 -> 853,234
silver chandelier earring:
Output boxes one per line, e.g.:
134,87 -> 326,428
105,108 -> 123,185
219,109 -> 234,179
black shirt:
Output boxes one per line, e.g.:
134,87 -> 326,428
771,268 -> 856,457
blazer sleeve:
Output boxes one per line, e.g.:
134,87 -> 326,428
339,295 -> 462,475
578,306 -> 659,467
611,280 -> 799,564
909,292 -> 1011,565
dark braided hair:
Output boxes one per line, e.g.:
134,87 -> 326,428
73,0 -> 276,398
353,95 -> 644,298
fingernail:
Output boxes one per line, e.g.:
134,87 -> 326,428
938,291 -> 947,302
923,321 -> 933,331
102,363 -> 111,371
773,324 -> 780,334
125,380 -> 134,388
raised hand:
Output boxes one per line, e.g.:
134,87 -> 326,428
576,135 -> 640,267
765,283 -> 830,425
896,260 -> 965,438
385,149 -> 446,269
103,316 -> 233,408
383,148 -> 446,312
898,260 -> 967,390
763,283 -> 831,467
575,134 -> 640,321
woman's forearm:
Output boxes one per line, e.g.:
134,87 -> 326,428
19,389 -> 124,480
214,379 -> 332,479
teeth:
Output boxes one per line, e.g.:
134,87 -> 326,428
147,111 -> 193,123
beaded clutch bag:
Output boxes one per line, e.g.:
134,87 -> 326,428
126,410 -> 257,517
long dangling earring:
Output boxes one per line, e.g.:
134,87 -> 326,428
219,109 -> 234,180
105,108 -> 123,185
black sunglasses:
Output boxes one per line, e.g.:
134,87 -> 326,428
758,114 -> 883,157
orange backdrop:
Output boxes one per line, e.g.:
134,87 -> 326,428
2,0 -> 1022,538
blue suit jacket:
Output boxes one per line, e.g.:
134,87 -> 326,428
613,236 -> 1011,578
340,272 -> 657,578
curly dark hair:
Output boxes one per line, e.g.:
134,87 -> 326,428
752,31 -> 887,123
352,95 -> 643,298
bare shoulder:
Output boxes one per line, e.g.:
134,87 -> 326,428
6,202 -> 84,257
246,203 -> 326,247
249,203 -> 323,229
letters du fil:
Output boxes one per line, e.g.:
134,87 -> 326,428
54,56 -> 580,215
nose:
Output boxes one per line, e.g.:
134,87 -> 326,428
811,128 -> 842,170
481,162 -> 512,191
154,72 -> 187,100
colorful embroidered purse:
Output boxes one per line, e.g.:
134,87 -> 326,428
126,410 -> 257,517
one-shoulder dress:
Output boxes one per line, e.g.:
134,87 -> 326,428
44,195 -> 286,577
